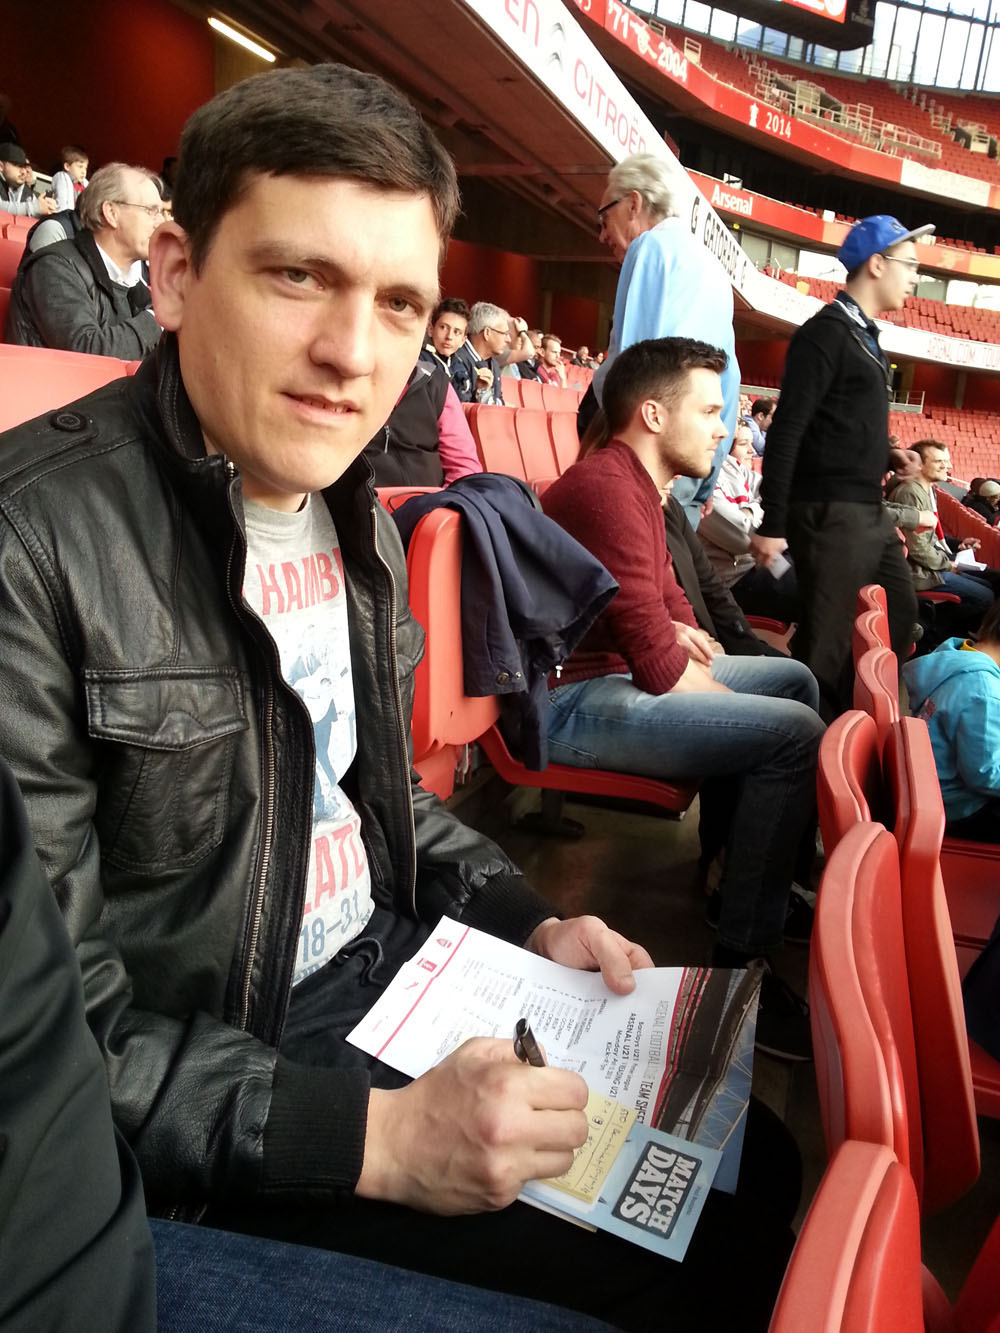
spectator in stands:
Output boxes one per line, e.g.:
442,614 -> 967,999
542,337 -> 824,1063
747,397 -> 775,457
0,142 -> 57,216
591,153 -> 740,525
738,392 -> 752,419
964,477 -> 1000,526
24,195 -> 83,253
571,344 -> 594,368
0,66 -> 743,1330
699,419 -> 800,623
536,333 -> 568,387
420,295 -> 473,398
751,214 -> 926,720
363,359 -> 482,486
903,598 -> 1000,841
507,325 -> 542,380
50,144 -> 89,212
497,314 -> 537,380
451,300 -> 511,404
6,162 -> 163,358
889,439 -> 994,620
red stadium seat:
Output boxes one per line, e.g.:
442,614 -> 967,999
770,1141 -> 924,1333
502,378 -> 525,408
0,234 -> 25,286
512,408 -> 559,485
515,378 -> 544,409
463,404 -> 524,479
405,507 -> 698,820
540,384 -> 580,412
857,584 -> 888,619
853,647 -> 899,745
884,719 -> 986,1191
0,343 -> 132,432
810,822 -> 895,1161
546,412 -> 580,474
817,710 -> 883,854
853,609 -> 890,668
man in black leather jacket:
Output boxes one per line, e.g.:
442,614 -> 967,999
0,63 -> 671,1326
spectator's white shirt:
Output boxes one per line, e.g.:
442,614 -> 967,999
95,241 -> 145,289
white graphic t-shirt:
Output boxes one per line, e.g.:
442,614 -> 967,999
243,495 -> 374,984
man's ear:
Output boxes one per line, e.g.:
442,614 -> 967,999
149,222 -> 193,333
638,397 -> 663,433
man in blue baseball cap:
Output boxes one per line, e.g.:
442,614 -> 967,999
750,214 -> 932,719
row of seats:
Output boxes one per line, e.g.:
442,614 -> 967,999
0,343 -> 139,431
938,486 -> 1000,567
462,403 -> 578,486
501,378 -> 582,411
775,270 -> 1000,346
768,585 -> 1000,1325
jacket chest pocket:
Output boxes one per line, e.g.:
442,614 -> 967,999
84,669 -> 249,872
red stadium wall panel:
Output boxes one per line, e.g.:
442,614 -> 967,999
548,292 -> 602,351
3,0 -> 214,173
910,361 -> 962,407
961,376 -> 1000,413
736,339 -> 792,386
441,239 -> 542,326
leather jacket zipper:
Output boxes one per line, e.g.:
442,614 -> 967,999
220,458 -> 278,1031
370,502 -> 417,913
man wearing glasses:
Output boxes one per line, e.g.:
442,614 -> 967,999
751,214 -> 930,719
451,300 -> 532,405
7,162 -> 163,357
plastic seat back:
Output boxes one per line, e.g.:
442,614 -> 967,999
502,378 -> 525,408
853,647 -> 900,747
770,1141 -> 924,1333
853,609 -> 890,667
817,711 -> 882,855
0,234 -> 25,286
849,821 -> 924,1204
541,384 -> 578,412
885,718 -> 982,1209
547,412 -> 580,474
857,584 -> 888,619
513,408 -> 558,484
463,404 -> 524,479
0,344 -> 131,432
811,822 -> 895,1159
405,508 -> 499,798
516,378 -> 544,409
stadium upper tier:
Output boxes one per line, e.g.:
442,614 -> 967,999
772,269 -> 1000,343
573,3 -> 1000,205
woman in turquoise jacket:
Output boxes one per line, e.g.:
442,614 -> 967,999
903,599 -> 1000,841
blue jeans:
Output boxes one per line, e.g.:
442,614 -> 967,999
547,656 -> 824,954
152,1220 -> 614,1332
937,570 -> 994,615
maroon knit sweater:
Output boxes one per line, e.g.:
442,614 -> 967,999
541,439 -> 698,693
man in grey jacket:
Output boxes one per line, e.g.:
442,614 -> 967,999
6,161 -> 162,357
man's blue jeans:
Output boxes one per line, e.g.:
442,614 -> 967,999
546,656 -> 824,955
152,1220 -> 614,1332
937,570 -> 994,615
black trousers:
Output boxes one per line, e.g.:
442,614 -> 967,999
786,500 -> 917,721
206,914 -> 801,1332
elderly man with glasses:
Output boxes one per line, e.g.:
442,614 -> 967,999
7,162 -> 163,357
750,214 -> 929,719
451,300 -> 532,405
589,154 -> 741,526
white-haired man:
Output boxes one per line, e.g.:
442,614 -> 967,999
451,301 -> 513,405
592,153 -> 740,525
7,162 -> 163,357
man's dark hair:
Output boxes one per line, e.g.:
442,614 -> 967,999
602,337 -> 728,436
751,396 -> 775,418
975,598 -> 1000,644
172,64 -> 460,270
911,438 -> 947,462
431,297 -> 469,325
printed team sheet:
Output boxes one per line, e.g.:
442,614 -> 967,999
348,916 -> 759,1196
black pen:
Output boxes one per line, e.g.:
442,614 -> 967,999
513,1017 -> 547,1067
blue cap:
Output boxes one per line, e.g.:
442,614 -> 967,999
838,215 -> 935,271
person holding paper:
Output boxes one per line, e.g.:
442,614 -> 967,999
542,337 -> 824,1064
0,64 -> 798,1333
888,439 -> 994,631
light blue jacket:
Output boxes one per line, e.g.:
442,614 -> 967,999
902,638 -> 1000,821
593,218 -> 740,525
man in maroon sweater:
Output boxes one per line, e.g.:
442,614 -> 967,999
542,337 -> 825,1062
